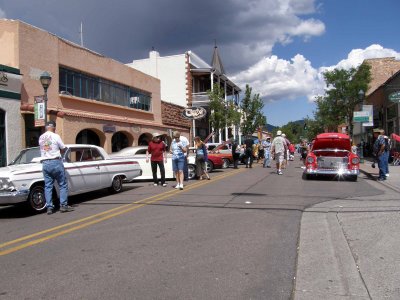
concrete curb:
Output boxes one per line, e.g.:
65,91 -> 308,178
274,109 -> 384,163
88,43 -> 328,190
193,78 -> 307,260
294,211 -> 370,299
359,168 -> 400,194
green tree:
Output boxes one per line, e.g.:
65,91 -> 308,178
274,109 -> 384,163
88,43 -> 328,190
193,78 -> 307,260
240,84 -> 266,136
207,84 -> 242,136
321,63 -> 371,137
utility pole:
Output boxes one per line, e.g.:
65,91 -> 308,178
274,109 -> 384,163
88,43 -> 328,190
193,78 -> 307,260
79,22 -> 84,47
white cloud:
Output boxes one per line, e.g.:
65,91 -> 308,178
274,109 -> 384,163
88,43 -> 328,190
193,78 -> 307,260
231,54 -> 322,103
232,44 -> 400,104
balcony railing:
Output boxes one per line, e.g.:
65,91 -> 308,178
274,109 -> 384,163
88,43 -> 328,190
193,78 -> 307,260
192,92 -> 210,106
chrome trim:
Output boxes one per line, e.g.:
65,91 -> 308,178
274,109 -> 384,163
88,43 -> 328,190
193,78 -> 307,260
0,189 -> 29,204
305,168 -> 359,175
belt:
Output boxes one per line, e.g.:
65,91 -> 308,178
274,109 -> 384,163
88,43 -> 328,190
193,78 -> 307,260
42,157 -> 62,162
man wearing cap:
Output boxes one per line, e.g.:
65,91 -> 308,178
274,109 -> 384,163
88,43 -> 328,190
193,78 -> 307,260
271,130 -> 287,175
373,128 -> 388,181
146,133 -> 167,186
39,120 -> 72,214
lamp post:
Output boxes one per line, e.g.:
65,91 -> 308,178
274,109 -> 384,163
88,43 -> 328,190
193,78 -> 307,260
358,89 -> 365,163
40,71 -> 52,125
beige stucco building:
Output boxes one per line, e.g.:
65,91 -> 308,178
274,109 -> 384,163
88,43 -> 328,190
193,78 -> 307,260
0,19 -> 189,163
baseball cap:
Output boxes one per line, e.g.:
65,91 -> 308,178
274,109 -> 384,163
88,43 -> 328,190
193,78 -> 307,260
276,130 -> 282,136
152,132 -> 161,138
373,128 -> 384,133
45,121 -> 56,128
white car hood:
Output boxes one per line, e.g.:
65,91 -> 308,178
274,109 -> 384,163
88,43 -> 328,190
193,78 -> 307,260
0,163 -> 42,177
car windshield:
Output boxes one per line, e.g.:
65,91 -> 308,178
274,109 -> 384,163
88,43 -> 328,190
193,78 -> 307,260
9,147 -> 41,165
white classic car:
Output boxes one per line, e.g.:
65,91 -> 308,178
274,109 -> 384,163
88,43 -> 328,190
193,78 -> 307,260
0,144 -> 142,212
109,146 -> 197,181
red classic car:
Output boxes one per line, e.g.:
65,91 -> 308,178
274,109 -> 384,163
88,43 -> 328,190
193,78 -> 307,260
304,133 -> 360,181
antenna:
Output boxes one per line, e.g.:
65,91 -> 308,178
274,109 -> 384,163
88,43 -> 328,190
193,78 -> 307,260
79,22 -> 84,47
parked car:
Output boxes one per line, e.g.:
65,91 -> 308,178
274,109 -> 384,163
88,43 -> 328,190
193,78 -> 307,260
187,148 -> 224,173
110,146 -> 178,180
0,144 -> 142,212
210,143 -> 234,168
304,133 -> 360,181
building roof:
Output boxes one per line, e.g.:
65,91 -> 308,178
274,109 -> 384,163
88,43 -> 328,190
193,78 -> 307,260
363,57 -> 400,96
211,46 -> 225,75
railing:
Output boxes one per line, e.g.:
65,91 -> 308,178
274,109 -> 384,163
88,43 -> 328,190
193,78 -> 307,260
192,92 -> 210,106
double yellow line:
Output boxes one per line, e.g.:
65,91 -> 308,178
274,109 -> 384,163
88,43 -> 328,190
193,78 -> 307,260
0,168 -> 244,256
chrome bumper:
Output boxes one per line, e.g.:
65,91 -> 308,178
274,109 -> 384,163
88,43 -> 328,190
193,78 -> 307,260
0,189 -> 29,205
305,168 -> 359,176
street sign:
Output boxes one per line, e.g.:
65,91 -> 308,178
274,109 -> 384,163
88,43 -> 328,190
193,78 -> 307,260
388,91 -> 400,103
353,111 -> 369,122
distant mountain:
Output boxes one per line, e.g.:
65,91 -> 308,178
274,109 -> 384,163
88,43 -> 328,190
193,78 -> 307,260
263,124 -> 278,132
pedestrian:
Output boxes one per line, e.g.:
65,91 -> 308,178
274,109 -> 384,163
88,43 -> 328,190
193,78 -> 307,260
271,130 -> 287,175
288,143 -> 295,161
179,134 -> 190,181
38,120 -> 73,214
194,136 -> 210,180
171,131 -> 188,190
262,137 -> 272,168
258,141 -> 264,163
232,140 -> 241,169
372,128 -> 388,181
281,133 -> 291,168
300,140 -> 309,169
244,136 -> 254,168
252,142 -> 259,163
146,133 -> 167,187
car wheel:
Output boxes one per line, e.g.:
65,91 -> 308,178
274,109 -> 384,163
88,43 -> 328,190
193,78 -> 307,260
109,175 -> 123,193
188,164 -> 196,180
28,184 -> 47,212
222,158 -> 230,169
206,161 -> 214,173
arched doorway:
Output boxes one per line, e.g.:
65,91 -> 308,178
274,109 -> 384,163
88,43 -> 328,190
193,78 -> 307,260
0,110 -> 5,167
76,129 -> 100,146
138,133 -> 152,146
112,132 -> 129,152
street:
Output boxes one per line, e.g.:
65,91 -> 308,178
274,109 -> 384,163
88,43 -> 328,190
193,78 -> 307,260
0,159 -> 389,299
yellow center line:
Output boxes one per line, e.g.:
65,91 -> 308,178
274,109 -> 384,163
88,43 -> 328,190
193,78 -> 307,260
0,168 -> 245,256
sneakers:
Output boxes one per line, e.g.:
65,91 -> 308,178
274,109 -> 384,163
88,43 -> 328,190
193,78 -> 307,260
60,205 -> 74,213
377,177 -> 386,181
179,184 -> 183,190
153,183 -> 158,187
175,184 -> 180,189
386,174 -> 390,177
277,170 -> 283,175
162,183 -> 167,187
47,207 -> 53,215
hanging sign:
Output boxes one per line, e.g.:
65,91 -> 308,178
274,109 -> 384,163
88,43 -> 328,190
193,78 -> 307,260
182,106 -> 207,120
388,91 -> 400,103
34,95 -> 45,127
353,111 -> 369,122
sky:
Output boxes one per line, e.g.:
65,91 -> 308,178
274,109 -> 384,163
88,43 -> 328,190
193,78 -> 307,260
1,0 -> 400,126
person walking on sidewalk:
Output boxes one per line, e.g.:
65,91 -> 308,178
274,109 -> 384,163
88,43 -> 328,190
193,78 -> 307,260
373,128 -> 388,181
232,140 -> 241,169
271,130 -> 287,175
39,120 -> 73,214
244,136 -> 254,168
146,133 -> 167,186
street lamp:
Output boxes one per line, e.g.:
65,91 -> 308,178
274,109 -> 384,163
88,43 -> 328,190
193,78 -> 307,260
358,89 -> 365,163
40,71 -> 52,125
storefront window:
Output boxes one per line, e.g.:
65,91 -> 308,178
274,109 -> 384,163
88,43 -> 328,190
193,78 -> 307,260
59,67 -> 151,111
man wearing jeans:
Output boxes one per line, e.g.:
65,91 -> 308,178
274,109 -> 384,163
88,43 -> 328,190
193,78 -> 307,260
39,121 -> 73,214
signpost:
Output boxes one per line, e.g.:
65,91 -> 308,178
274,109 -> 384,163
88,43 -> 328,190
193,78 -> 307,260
353,111 -> 369,122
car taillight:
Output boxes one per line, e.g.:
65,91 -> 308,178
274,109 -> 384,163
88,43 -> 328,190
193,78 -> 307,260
351,157 -> 360,164
307,156 -> 315,164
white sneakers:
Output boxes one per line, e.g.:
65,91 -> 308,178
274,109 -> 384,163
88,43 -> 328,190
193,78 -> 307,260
175,184 -> 184,190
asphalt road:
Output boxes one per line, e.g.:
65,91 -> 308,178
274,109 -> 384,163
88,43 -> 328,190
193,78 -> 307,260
0,158 -> 382,300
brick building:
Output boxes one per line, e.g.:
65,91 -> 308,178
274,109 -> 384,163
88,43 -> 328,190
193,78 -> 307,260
0,19 -> 189,163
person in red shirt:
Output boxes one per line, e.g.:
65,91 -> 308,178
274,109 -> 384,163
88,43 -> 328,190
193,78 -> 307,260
146,133 -> 167,186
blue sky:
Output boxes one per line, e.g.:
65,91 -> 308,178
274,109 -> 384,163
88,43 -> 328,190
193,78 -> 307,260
1,0 -> 400,127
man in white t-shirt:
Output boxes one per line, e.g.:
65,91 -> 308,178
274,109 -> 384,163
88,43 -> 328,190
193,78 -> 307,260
39,121 -> 73,214
178,134 -> 190,181
271,130 -> 288,175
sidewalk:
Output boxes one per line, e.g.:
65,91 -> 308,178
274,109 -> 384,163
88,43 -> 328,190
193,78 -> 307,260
294,160 -> 400,299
